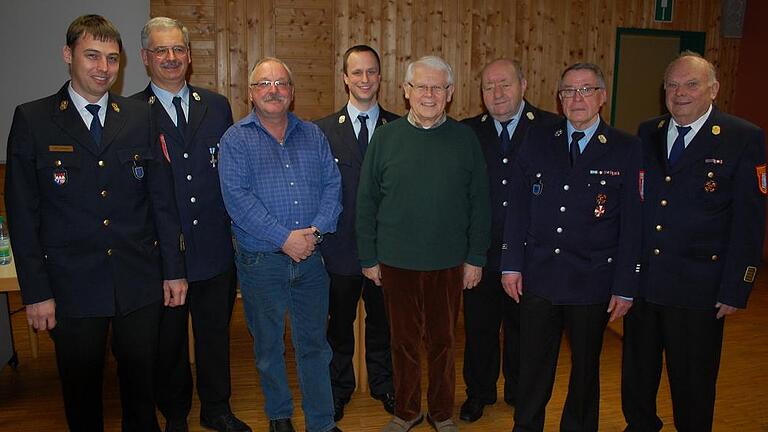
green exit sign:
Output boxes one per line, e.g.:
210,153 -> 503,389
655,0 -> 674,22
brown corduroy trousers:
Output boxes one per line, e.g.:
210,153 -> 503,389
379,263 -> 463,422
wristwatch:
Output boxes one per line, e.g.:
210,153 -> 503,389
313,228 -> 323,244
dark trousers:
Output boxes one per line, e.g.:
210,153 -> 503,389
513,293 -> 609,432
156,266 -> 238,421
622,299 -> 724,432
51,300 -> 163,432
462,271 -> 519,404
380,264 -> 462,422
327,272 -> 393,402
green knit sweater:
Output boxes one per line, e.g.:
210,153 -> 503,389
356,116 -> 491,271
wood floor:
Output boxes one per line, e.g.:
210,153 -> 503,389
2,271 -> 767,431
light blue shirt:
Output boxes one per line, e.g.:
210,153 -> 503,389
566,116 -> 601,154
67,83 -> 107,129
151,82 -> 190,127
346,102 -> 380,142
666,103 -> 713,156
493,100 -> 526,138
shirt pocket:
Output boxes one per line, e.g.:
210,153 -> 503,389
117,148 -> 155,191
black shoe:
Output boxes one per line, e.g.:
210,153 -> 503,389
201,412 -> 252,432
269,419 -> 295,432
165,418 -> 189,432
459,398 -> 486,423
333,398 -> 347,422
372,392 -> 395,415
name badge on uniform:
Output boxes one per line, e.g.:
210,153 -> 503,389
53,168 -> 67,186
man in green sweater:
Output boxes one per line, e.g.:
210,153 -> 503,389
356,55 -> 491,432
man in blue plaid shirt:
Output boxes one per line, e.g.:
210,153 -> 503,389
218,57 -> 343,432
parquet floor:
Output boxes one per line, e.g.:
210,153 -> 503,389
1,270 -> 767,431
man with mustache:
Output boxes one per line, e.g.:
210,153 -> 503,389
5,14 -> 186,431
219,57 -> 343,432
315,45 -> 398,422
132,17 -> 250,432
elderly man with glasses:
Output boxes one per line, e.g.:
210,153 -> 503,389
219,57 -> 343,432
356,55 -> 490,432
500,62 -> 642,432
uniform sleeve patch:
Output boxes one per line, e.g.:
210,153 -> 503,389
756,164 -> 767,195
744,266 -> 757,283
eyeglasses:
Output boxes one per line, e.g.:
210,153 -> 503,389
664,80 -> 702,92
558,86 -> 603,98
249,80 -> 292,90
407,82 -> 451,95
145,46 -> 189,59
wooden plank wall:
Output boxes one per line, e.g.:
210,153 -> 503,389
150,0 -> 738,123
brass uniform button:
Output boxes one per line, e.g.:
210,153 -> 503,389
98,160 -> 105,167
655,224 -> 663,232
101,190 -> 108,198
103,219 -> 110,226
55,160 -> 62,167
665,176 -> 671,182
653,249 -> 661,255
106,249 -> 113,256
707,171 -> 715,178
711,255 -> 719,261
660,199 -> 668,207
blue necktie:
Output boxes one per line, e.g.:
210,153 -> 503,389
500,119 -> 512,154
85,104 -> 102,146
173,96 -> 187,137
668,125 -> 691,167
357,114 -> 369,155
570,131 -> 585,166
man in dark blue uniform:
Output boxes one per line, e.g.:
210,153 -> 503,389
622,52 -> 766,432
5,15 -> 186,431
315,45 -> 398,421
459,58 -> 559,423
501,63 -> 642,432
132,17 -> 250,432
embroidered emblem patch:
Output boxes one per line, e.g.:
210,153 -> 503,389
756,164 -> 768,195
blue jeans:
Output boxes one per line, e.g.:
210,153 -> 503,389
235,246 -> 335,432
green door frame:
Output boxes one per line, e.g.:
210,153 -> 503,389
610,27 -> 706,125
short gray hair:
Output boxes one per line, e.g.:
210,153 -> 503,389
141,17 -> 190,49
482,58 -> 525,83
558,62 -> 606,89
405,55 -> 454,86
249,57 -> 295,85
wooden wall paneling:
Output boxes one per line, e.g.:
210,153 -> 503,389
380,0 -> 400,114
214,0 -> 229,96
152,0 -> 742,131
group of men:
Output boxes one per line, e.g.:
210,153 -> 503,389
5,12 -> 765,432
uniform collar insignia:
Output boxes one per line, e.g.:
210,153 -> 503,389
59,100 -> 68,111
526,111 -> 534,120
111,102 -> 120,113
338,114 -> 346,124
